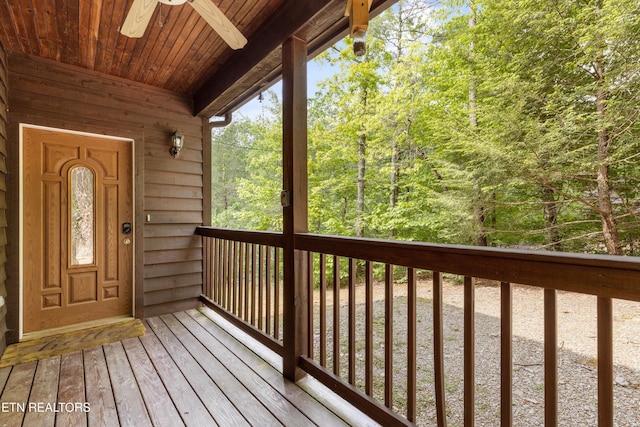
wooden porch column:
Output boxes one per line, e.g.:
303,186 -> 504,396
282,36 -> 309,381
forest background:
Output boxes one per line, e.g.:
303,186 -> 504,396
211,0 -> 640,256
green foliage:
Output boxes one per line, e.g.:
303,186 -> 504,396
211,95 -> 283,231
211,0 -> 640,255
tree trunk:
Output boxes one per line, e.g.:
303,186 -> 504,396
390,138 -> 399,210
356,133 -> 366,237
474,185 -> 488,246
469,8 -> 488,246
596,93 -> 622,255
594,36 -> 622,255
541,186 -> 562,251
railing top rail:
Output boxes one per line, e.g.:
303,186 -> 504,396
295,233 -> 640,268
196,227 -> 640,301
295,233 -> 640,302
196,226 -> 284,247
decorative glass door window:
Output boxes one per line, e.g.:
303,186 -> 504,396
70,166 -> 95,265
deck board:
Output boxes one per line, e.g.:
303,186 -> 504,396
175,310 -> 324,426
186,309 -> 351,426
0,366 -> 12,396
159,313 -> 283,426
138,331 -> 217,426
23,356 -> 59,427
57,352 -> 88,427
146,316 -> 250,427
103,341 -> 153,427
1,362 -> 35,426
121,337 -> 183,427
83,347 -> 118,427
0,310 -> 374,427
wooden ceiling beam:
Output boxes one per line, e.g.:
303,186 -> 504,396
193,0 -> 334,117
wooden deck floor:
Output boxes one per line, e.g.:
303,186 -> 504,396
0,309 -> 374,427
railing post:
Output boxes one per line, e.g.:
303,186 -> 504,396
282,35 -> 309,381
598,296 -> 614,427
544,289 -> 558,427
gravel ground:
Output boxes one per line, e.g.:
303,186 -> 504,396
312,279 -> 640,426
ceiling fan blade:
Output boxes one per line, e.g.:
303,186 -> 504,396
188,0 -> 247,49
121,0 -> 159,38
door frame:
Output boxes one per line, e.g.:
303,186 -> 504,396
19,124 -> 136,339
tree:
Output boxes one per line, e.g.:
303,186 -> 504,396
211,94 -> 283,231
309,32 -> 384,237
212,0 -> 640,255
470,0 -> 640,254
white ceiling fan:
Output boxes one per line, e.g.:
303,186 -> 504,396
121,0 -> 247,50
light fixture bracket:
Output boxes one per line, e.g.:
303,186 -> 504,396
158,0 -> 188,5
345,0 -> 372,56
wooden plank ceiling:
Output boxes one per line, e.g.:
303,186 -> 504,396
0,0 -> 395,117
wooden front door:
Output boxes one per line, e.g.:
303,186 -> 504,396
23,127 -> 133,334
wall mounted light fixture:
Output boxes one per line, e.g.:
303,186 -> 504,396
170,131 -> 184,158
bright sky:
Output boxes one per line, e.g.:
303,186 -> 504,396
234,58 -> 335,120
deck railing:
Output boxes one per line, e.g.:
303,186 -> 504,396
198,227 -> 284,355
197,226 -> 640,427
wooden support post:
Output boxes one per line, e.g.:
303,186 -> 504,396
282,36 -> 309,382
597,296 -> 613,427
500,282 -> 513,427
544,289 -> 558,427
464,276 -> 475,427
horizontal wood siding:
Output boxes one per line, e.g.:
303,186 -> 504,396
5,53 -> 205,341
0,39 -> 7,355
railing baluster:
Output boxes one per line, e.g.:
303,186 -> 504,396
203,237 -> 209,298
251,244 -> 256,326
464,276 -> 475,427
365,260 -> 373,396
238,243 -> 244,317
244,243 -> 250,322
266,246 -> 272,336
217,238 -> 223,304
274,248 -> 281,341
229,240 -> 235,310
433,271 -> 447,427
219,239 -> 224,306
225,239 -> 231,309
598,296 -> 613,427
229,241 -> 234,314
210,238 -> 215,298
407,267 -> 417,422
220,239 -> 225,304
259,245 -> 265,331
203,238 -> 208,297
320,254 -> 327,367
348,258 -> 356,385
544,288 -> 558,427
333,255 -> 341,376
385,264 -> 394,409
212,238 -> 218,302
501,282 -> 513,427
213,239 -> 222,304
308,252 -> 314,358
233,242 -> 245,317
232,241 -> 238,315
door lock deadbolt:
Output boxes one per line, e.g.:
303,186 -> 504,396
122,222 -> 132,235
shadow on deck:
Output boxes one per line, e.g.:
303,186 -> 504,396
0,309 -> 377,426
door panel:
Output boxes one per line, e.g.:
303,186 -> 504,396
23,128 -> 133,334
